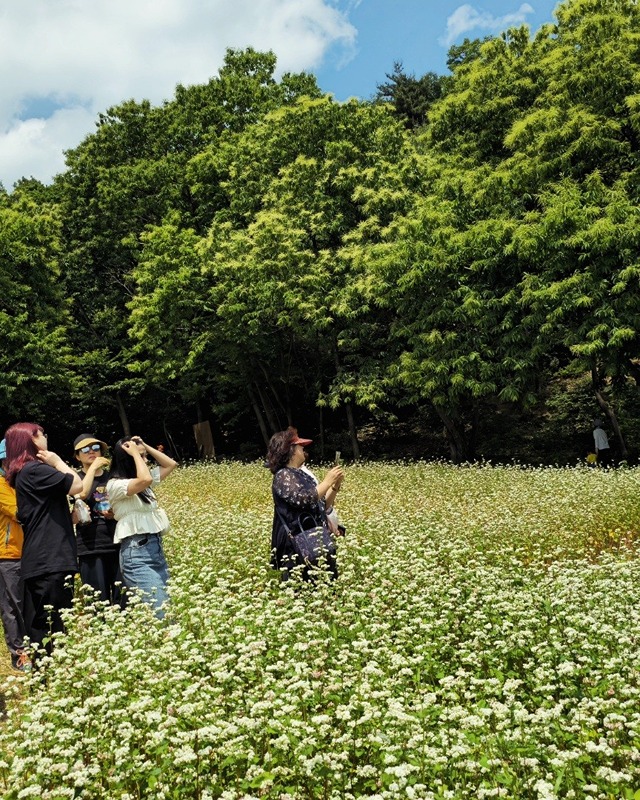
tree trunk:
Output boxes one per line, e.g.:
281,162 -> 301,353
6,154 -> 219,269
116,392 -> 130,438
435,406 -> 470,464
318,405 -> 325,461
163,421 -> 181,462
257,361 -> 287,428
248,385 -> 270,447
345,402 -> 361,460
255,382 -> 279,434
591,365 -> 628,460
331,341 -> 360,459
468,405 -> 479,462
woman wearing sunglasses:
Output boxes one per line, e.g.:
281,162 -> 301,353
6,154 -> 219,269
72,433 -> 121,606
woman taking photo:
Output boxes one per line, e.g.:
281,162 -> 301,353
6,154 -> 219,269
4,422 -> 83,654
72,433 -> 121,605
266,427 -> 344,580
107,436 -> 176,618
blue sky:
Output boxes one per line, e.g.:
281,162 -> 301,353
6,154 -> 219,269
315,1 -> 559,101
0,0 -> 561,189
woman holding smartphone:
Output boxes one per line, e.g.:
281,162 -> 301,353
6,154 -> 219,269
106,436 -> 176,618
266,427 -> 344,580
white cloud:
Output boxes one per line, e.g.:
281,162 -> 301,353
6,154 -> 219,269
0,108 -> 96,187
0,0 -> 357,189
440,3 -> 535,47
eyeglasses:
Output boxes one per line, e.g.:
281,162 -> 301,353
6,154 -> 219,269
78,444 -> 101,454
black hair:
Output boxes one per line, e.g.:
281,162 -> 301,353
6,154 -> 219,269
265,427 -> 298,474
110,437 -> 152,503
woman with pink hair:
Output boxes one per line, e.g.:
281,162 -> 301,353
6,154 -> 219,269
4,422 -> 83,655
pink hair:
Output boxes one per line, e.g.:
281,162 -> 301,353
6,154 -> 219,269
4,422 -> 42,487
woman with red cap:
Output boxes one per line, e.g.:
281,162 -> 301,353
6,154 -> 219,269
265,427 -> 344,580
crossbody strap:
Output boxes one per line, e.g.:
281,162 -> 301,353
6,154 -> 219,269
276,506 -> 324,536
275,506 -> 293,535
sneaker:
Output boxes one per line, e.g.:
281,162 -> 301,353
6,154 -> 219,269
11,649 -> 31,672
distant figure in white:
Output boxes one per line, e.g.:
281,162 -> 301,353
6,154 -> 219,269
592,419 -> 612,467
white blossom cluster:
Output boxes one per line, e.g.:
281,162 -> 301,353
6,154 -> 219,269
1,461 -> 640,799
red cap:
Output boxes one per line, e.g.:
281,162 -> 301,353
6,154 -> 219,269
291,435 -> 312,446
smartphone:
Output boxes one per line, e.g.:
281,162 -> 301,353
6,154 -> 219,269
334,450 -> 342,466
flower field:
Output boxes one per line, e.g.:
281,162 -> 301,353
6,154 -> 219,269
2,461 -> 640,800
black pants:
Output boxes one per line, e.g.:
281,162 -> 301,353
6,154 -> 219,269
79,551 -> 123,606
23,572 -> 74,653
597,448 -> 613,467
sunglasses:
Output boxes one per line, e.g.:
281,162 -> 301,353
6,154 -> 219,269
78,443 -> 102,454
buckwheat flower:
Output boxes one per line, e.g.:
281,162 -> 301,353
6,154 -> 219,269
595,766 -> 631,783
533,778 -> 558,799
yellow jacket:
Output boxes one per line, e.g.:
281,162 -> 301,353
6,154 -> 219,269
0,473 -> 23,559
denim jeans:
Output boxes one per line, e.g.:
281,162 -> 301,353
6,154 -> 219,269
119,534 -> 169,619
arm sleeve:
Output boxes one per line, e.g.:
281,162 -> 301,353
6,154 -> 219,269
273,469 -> 319,510
106,478 -> 130,503
27,464 -> 75,495
0,479 -> 18,520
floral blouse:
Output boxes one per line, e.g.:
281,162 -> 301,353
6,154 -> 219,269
270,467 -> 326,570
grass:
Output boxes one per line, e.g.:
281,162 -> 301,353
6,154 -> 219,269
1,460 -> 640,799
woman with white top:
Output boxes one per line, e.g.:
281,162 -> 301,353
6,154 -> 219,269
106,436 -> 176,618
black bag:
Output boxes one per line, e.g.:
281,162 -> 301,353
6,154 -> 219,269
277,509 -> 337,567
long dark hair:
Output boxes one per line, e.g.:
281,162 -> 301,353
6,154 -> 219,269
265,428 -> 298,474
109,437 -> 152,503
4,422 -> 43,487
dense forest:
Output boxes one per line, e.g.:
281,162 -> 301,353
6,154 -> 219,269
1,0 -> 639,464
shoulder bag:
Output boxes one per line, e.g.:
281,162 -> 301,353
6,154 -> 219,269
276,508 -> 337,567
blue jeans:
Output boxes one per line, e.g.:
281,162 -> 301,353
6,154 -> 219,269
119,534 -> 169,619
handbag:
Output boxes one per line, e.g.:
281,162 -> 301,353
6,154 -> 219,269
276,508 -> 337,567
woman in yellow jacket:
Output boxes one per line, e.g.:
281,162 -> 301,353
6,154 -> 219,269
0,438 -> 28,671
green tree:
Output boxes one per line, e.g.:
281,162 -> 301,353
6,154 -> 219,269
501,0 -> 640,456
0,184 -> 76,425
371,0 -> 640,460
375,62 -> 446,129
131,95 -> 417,455
55,48 -> 322,439
365,24 -> 548,460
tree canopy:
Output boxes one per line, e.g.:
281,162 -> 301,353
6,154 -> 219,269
2,0 -> 639,463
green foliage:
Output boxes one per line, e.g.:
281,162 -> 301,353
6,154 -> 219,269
3,0 -> 640,459
0,186 -> 77,420
52,48 -> 323,438
374,61 -> 446,129
131,94 -> 417,440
